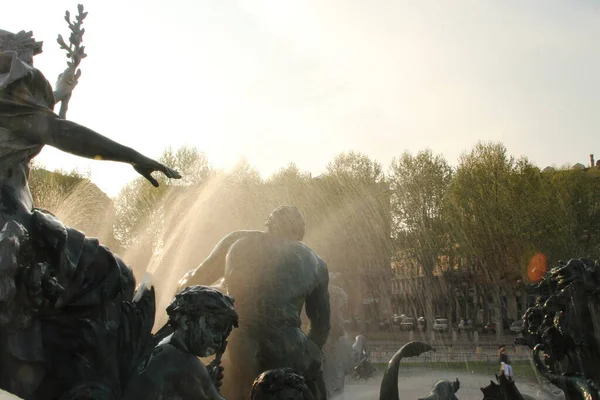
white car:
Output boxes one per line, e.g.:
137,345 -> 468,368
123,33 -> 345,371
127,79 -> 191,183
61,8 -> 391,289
433,318 -> 449,332
392,314 -> 405,325
400,317 -> 415,331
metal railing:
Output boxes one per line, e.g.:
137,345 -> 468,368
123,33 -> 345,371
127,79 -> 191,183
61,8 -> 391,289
369,350 -> 532,370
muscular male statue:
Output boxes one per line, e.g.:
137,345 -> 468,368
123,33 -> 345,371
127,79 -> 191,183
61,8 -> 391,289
178,206 -> 330,400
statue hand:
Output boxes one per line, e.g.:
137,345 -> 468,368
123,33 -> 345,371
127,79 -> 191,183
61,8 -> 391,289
54,68 -> 80,103
207,364 -> 224,388
178,269 -> 195,290
133,160 -> 182,187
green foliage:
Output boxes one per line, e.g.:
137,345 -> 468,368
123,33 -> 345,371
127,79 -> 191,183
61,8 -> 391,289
268,162 -> 311,185
388,149 -> 453,261
29,163 -> 119,250
447,142 -> 523,275
30,141 -> 600,299
113,145 -> 212,247
29,162 -> 87,210
326,151 -> 384,184
158,145 -> 211,186
224,158 -> 262,186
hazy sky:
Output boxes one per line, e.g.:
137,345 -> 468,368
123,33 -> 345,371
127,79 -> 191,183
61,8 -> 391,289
5,0 -> 600,196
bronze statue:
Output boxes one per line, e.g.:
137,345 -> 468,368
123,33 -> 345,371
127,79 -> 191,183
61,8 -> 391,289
0,22 -> 180,399
377,341 -> 444,400
416,379 -> 460,400
178,206 -> 331,400
250,368 -> 316,400
252,342 -> 442,400
322,283 -> 353,399
122,286 -> 238,400
518,258 -> 600,400
480,374 -> 532,400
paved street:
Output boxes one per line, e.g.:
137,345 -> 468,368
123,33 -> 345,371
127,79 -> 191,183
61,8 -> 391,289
339,370 -> 564,400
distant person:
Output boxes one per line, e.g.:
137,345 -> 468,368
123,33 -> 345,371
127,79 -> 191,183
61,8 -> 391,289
498,345 -> 514,378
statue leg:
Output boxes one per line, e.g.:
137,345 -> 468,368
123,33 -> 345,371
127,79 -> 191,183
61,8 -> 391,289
307,370 -> 327,400
221,329 -> 260,400
260,329 -> 327,400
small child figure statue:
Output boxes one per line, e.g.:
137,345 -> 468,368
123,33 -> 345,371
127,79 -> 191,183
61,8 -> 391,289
122,286 -> 238,400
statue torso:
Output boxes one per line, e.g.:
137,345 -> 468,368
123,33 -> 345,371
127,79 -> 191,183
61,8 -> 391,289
0,163 -> 36,229
122,342 -> 214,400
0,51 -> 52,228
224,234 -> 323,329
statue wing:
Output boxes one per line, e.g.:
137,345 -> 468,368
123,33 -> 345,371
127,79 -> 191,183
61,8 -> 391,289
117,285 -> 157,388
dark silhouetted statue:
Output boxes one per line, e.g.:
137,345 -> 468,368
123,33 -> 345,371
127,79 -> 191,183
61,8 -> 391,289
0,22 -> 180,399
480,374 -> 531,400
123,286 -> 238,400
178,206 -> 331,400
518,258 -> 600,400
322,283 -> 353,399
250,369 -> 316,400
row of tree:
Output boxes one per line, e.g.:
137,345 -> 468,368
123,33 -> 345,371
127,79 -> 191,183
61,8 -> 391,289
29,141 -> 600,334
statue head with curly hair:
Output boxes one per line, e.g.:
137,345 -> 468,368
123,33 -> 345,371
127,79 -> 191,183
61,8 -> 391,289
250,368 -> 315,400
166,285 -> 238,358
265,206 -> 305,241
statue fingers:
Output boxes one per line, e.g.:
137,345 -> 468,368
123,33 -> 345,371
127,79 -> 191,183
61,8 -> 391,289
134,166 -> 159,187
162,166 -> 181,179
145,174 -> 159,187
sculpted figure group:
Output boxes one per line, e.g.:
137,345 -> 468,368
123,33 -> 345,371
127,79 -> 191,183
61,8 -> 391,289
177,205 -> 331,400
2,11 -> 597,400
0,23 -> 430,400
517,258 -> 600,400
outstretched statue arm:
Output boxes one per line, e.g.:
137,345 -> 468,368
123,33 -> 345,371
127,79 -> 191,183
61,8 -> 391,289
305,257 -> 331,348
11,112 -> 180,186
178,230 -> 257,289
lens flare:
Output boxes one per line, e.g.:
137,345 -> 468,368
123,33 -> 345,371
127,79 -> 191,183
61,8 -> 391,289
527,253 -> 548,282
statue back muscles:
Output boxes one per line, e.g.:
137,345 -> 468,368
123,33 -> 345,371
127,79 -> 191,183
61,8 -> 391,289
225,234 -> 321,326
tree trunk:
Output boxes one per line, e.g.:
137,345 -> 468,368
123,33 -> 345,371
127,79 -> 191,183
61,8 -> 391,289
493,285 -> 503,342
423,275 -> 435,337
455,297 -> 462,325
473,285 -> 483,325
506,285 -> 518,322
482,290 -> 490,325
520,285 -> 529,317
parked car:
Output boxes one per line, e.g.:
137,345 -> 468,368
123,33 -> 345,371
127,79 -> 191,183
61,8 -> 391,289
433,318 -> 449,332
484,322 -> 497,334
509,320 -> 523,334
400,317 -> 415,331
391,314 -> 403,325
